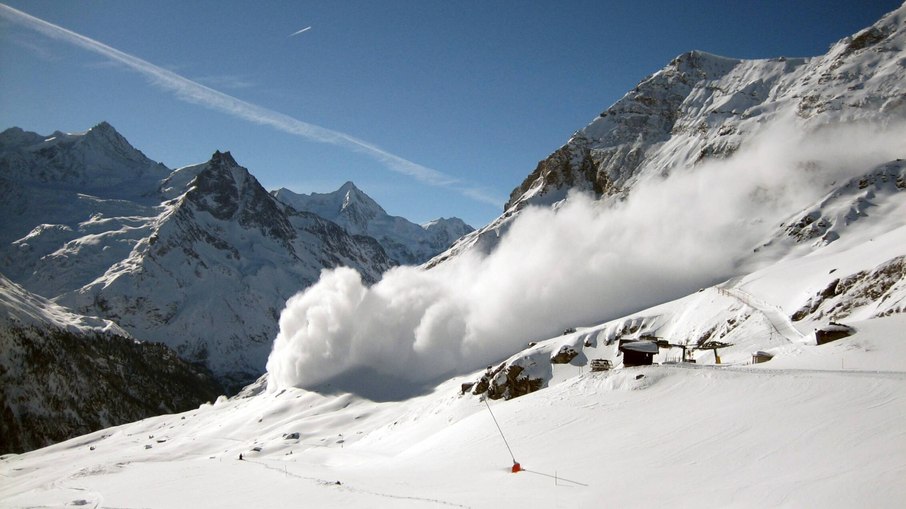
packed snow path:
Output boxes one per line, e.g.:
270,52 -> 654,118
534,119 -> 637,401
719,286 -> 807,343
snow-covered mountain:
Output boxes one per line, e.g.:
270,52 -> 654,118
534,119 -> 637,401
55,150 -> 396,389
2,220 -> 904,506
0,124 -> 402,389
0,123 -> 168,295
432,4 -> 906,266
0,274 -> 222,454
2,6 -> 905,507
273,183 -> 473,265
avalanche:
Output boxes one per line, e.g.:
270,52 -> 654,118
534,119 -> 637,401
3,199 -> 905,508
3,4 -> 906,508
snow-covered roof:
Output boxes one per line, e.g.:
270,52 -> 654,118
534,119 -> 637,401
620,340 -> 659,354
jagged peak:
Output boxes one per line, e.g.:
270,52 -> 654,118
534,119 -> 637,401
209,150 -> 239,168
670,49 -> 738,64
663,49 -> 742,79
90,120 -> 116,133
82,121 -> 124,142
78,121 -> 154,163
1,126 -> 27,136
197,150 -> 250,188
422,217 -> 471,229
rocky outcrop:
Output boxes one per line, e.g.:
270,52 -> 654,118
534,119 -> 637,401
550,345 -> 580,364
815,323 -> 856,345
792,256 -> 906,321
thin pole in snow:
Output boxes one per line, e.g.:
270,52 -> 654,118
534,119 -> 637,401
483,397 -> 517,464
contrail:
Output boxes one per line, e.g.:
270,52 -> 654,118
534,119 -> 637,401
289,26 -> 311,37
0,4 -> 503,207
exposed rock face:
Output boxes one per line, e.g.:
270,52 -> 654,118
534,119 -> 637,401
815,323 -> 856,345
550,345 -> 580,364
0,275 -> 222,454
471,363 -> 544,401
792,256 -> 906,321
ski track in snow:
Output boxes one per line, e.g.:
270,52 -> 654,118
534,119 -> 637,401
245,458 -> 472,508
662,362 -> 906,380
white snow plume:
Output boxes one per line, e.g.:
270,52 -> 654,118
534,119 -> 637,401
267,119 -> 906,393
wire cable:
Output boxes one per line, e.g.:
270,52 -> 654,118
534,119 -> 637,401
483,397 -> 517,463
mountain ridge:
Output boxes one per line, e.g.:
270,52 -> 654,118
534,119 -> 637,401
430,5 -> 906,267
273,183 -> 473,265
0,123 -> 467,389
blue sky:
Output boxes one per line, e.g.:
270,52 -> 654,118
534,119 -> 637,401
1,1 -> 900,227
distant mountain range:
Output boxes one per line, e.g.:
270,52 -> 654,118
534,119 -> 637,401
273,183 -> 472,266
0,123 -> 472,391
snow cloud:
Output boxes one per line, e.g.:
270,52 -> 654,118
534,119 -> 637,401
266,118 -> 904,395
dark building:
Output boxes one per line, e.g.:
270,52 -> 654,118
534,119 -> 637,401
815,323 -> 855,345
619,339 -> 659,367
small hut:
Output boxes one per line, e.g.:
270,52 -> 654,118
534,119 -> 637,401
752,351 -> 774,364
619,340 -> 659,367
815,322 -> 855,345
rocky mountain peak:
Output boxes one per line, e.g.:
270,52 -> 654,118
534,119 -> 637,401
504,4 -> 905,215
183,152 -> 294,243
86,120 -> 116,136
439,4 -> 906,269
80,121 -> 153,162
209,149 -> 239,169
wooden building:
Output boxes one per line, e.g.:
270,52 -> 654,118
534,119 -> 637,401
752,351 -> 774,364
618,339 -> 659,367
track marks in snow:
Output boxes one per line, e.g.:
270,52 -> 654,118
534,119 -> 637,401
720,286 -> 806,342
246,458 -> 472,508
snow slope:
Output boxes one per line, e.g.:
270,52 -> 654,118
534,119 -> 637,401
1,315 -> 902,507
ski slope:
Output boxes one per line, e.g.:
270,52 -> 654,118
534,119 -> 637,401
2,312 -> 904,508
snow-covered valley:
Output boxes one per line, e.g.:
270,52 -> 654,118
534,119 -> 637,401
2,316 -> 903,508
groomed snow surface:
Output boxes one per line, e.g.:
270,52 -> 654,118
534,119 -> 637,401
2,308 -> 903,508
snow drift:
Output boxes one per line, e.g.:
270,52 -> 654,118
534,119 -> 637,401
266,119 -> 906,392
